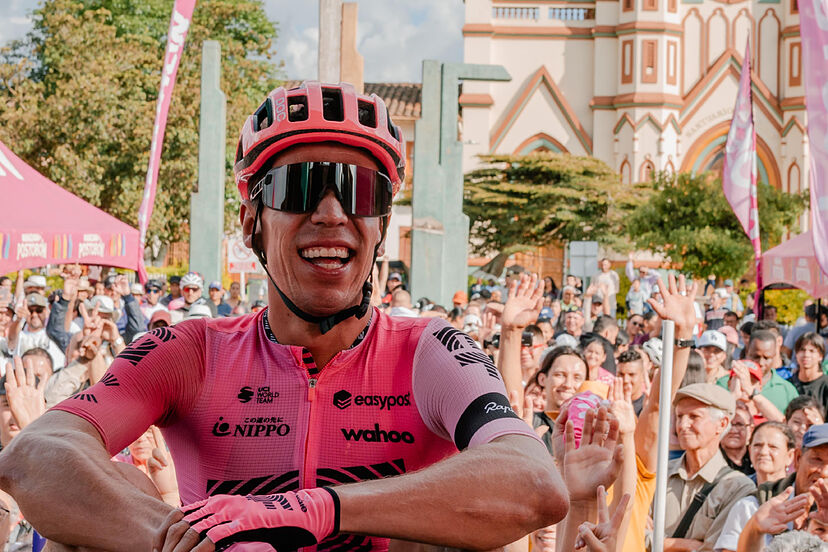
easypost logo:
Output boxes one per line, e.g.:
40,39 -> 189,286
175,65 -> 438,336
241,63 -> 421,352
332,389 -> 410,411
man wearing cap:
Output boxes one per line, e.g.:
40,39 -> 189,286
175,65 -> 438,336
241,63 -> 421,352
664,383 -> 756,551
698,330 -> 730,384
148,310 -> 172,331
717,330 -> 797,418
22,275 -> 47,297
452,291 -> 468,310
171,272 -> 211,323
208,282 -> 232,317
8,294 -> 65,371
160,275 -> 181,307
140,280 -> 168,321
716,423 -> 828,551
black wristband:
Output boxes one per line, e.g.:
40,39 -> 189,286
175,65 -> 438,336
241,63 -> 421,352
675,338 -> 695,349
320,485 -> 341,537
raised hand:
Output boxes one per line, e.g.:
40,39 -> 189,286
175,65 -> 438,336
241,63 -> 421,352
609,378 -> 636,435
646,274 -> 698,335
478,311 -> 497,344
501,273 -> 543,331
751,487 -> 810,535
4,356 -> 46,429
574,486 -> 631,551
810,478 -> 828,525
563,406 -> 624,502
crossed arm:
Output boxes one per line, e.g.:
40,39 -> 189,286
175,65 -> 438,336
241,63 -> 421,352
0,410 -> 568,551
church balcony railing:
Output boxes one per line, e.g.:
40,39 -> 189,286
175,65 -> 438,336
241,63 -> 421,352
492,6 -> 540,20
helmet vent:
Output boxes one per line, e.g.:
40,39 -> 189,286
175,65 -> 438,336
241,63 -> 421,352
321,87 -> 344,122
235,140 -> 243,163
357,100 -> 376,128
254,99 -> 274,131
387,118 -> 397,140
288,95 -> 308,121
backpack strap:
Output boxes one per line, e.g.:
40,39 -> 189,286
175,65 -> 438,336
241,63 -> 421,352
671,466 -> 732,539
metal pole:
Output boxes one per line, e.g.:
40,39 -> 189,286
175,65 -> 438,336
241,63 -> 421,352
651,319 -> 676,552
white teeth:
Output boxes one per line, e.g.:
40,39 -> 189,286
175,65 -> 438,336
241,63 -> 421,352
300,247 -> 349,259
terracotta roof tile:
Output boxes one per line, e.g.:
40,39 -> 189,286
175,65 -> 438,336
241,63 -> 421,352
281,81 -> 421,119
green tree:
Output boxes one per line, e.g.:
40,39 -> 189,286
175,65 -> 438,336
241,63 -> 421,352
463,153 -> 645,255
626,171 -> 808,279
0,0 -> 280,246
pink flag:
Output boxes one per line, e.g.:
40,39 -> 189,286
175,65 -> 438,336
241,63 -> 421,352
799,0 -> 828,278
136,0 -> 197,283
723,41 -> 762,292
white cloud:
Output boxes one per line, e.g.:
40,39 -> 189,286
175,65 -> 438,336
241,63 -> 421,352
0,1 -> 33,45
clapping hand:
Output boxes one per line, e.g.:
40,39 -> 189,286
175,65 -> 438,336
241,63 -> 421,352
574,486 -> 631,551
4,355 -> 46,430
562,406 -> 624,502
609,378 -> 636,435
809,478 -> 828,525
501,273 -> 543,331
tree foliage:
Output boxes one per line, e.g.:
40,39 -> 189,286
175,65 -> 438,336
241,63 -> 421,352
626,171 -> 808,279
463,153 -> 645,255
0,0 -> 280,245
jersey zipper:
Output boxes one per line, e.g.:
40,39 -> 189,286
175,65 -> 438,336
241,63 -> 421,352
302,350 -> 320,490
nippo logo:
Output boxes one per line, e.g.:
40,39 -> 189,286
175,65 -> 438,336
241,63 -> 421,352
16,234 -> 46,261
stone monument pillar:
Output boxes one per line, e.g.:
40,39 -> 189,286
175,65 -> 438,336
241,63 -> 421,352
410,61 -> 510,307
189,40 -> 226,286
318,0 -> 342,82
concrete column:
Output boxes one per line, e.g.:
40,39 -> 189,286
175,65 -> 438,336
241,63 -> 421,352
189,40 -> 226,286
339,3 -> 363,92
319,0 -> 342,83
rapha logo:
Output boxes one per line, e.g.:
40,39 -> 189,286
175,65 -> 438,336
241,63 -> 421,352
485,402 -> 514,415
78,234 -> 105,259
238,386 -> 254,403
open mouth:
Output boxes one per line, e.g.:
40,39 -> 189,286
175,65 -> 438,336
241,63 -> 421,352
299,246 -> 355,270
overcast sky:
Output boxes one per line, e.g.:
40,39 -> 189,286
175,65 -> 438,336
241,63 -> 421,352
0,0 -> 465,82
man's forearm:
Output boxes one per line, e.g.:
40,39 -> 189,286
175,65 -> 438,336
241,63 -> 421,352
664,537 -> 704,551
0,413 -> 172,550
335,435 -> 568,550
736,518 -> 764,552
750,395 -> 784,422
554,501 -> 595,552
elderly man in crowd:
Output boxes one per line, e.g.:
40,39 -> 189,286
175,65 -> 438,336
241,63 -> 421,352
664,383 -> 756,551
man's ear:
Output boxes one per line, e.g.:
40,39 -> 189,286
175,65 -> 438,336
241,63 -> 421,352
537,372 -> 547,388
240,200 -> 257,249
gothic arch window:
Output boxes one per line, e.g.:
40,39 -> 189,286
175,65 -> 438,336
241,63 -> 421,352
640,160 -> 656,182
620,158 -> 632,185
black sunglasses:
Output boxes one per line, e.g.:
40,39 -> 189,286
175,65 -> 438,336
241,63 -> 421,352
250,161 -> 393,218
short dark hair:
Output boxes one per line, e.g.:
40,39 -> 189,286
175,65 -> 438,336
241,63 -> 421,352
740,321 -> 754,335
749,329 -> 778,350
753,320 -> 781,337
593,315 -> 617,335
724,310 -> 739,320
785,395 -> 825,421
617,349 -> 642,365
751,421 -> 796,451
795,332 -> 826,357
430,305 -> 448,315
0,276 -> 10,286
525,324 -> 544,342
21,347 -> 54,370
643,311 -> 658,322
615,328 -> 630,347
448,307 -> 463,323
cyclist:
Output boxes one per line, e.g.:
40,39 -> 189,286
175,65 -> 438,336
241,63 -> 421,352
0,82 -> 569,551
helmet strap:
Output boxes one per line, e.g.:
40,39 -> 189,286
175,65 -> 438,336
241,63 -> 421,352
251,200 -> 383,335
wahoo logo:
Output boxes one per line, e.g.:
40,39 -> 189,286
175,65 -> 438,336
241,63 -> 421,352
454,351 -> 501,380
149,326 -> 176,343
118,339 -> 158,366
100,373 -> 119,387
72,392 -> 98,403
433,326 -> 476,352
341,424 -> 415,444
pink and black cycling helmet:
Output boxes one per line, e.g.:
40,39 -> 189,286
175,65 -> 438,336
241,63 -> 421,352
234,81 -> 406,200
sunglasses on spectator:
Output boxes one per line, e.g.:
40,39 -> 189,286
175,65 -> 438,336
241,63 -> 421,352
28,306 -> 45,314
249,161 -> 393,217
148,288 -> 162,294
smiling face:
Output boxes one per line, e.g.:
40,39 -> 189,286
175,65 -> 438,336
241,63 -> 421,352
617,359 -> 644,399
583,341 -> 606,370
241,143 -> 385,317
539,354 -> 587,411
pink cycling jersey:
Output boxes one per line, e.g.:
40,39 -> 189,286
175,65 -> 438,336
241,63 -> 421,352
54,308 -> 538,551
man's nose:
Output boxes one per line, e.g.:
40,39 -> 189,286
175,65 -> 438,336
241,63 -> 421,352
310,189 -> 348,225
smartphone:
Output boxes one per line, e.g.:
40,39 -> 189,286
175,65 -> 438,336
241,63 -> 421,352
521,330 -> 534,347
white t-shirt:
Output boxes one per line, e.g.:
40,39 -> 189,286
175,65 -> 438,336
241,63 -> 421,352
715,494 -> 790,551
15,327 -> 66,371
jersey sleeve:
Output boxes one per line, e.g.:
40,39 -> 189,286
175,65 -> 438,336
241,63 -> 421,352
412,318 -> 541,450
50,321 -> 206,456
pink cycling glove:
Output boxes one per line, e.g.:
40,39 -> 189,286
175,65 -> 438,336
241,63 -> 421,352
181,487 -> 340,551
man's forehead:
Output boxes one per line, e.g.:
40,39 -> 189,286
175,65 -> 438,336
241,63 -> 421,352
675,397 -> 711,413
617,361 -> 642,373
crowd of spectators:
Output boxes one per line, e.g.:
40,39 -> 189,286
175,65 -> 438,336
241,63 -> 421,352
1,257 -> 828,551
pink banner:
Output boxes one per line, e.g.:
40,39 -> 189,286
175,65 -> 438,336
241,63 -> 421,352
723,41 -> 762,293
800,0 -> 828,281
137,0 -> 197,283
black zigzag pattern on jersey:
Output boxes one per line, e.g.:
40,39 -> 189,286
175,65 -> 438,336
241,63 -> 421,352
433,326 -> 476,352
71,392 -> 97,403
315,458 -> 406,487
247,494 -> 292,511
318,534 -> 373,552
149,326 -> 176,343
100,373 -> 119,387
205,470 -> 299,497
117,338 -> 159,366
454,350 -> 501,380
